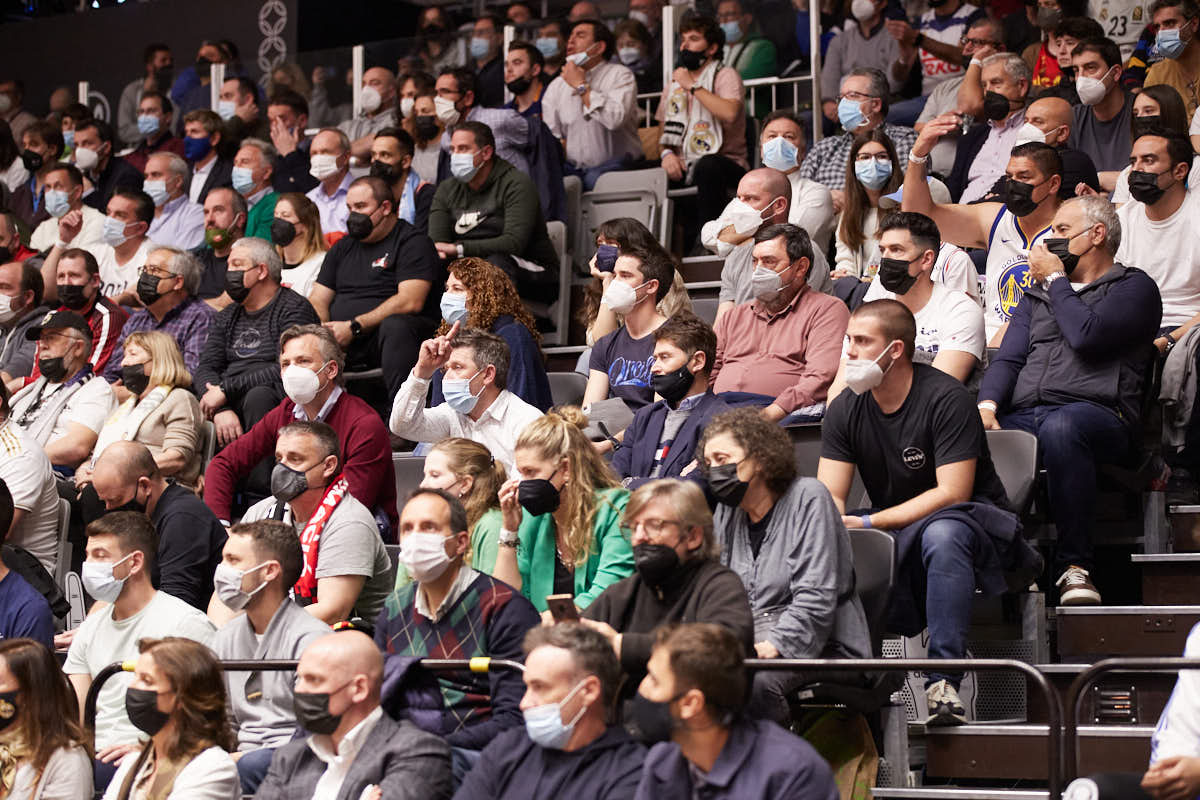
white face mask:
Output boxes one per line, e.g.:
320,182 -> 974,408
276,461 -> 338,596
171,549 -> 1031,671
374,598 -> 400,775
361,85 -> 383,113
1014,122 -> 1047,146
751,262 -> 794,302
399,531 -> 455,583
725,197 -> 770,235
400,96 -> 416,119
213,561 -> 270,611
81,552 -> 135,604
434,95 -> 460,125
844,340 -> 899,394
0,293 -> 17,324
1075,67 -> 1114,106
282,362 -> 328,405
851,0 -> 877,21
309,153 -> 341,181
74,146 -> 100,172
601,279 -> 647,315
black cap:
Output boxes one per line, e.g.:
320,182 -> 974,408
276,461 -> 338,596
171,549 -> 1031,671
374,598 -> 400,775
25,310 -> 92,342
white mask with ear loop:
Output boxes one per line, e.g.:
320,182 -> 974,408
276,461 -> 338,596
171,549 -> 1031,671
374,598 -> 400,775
844,340 -> 899,394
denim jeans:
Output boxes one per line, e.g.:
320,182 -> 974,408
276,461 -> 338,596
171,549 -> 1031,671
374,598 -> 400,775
236,747 -> 276,794
999,402 -> 1131,572
920,518 -> 979,688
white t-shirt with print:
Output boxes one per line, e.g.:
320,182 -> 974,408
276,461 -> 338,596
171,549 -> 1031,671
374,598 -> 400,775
861,281 -> 986,359
1116,188 -> 1200,328
96,237 -> 158,299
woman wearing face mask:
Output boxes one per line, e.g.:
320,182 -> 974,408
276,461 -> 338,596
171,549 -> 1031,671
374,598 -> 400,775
1110,84 -> 1200,202
698,408 -> 871,726
576,480 -> 754,696
431,257 -> 552,411
104,637 -> 238,800
271,193 -> 327,299
833,130 -> 902,281
493,408 -> 634,619
0,638 -> 92,800
613,19 -> 661,95
403,91 -> 444,184
76,332 -> 202,498
396,71 -> 435,124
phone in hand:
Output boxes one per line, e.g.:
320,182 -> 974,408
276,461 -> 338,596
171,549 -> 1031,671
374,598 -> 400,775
546,594 -> 580,623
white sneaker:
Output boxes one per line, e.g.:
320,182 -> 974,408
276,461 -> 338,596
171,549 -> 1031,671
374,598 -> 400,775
1056,566 -> 1102,606
1062,777 -> 1100,800
925,679 -> 967,727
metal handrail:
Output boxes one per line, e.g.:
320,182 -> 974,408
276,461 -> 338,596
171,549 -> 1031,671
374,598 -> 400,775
1062,656 -> 1200,782
635,73 -> 814,128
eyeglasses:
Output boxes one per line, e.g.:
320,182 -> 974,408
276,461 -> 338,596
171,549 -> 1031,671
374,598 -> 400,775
838,91 -> 878,103
620,518 -> 683,538
855,152 -> 891,163
961,36 -> 1001,47
138,265 -> 174,279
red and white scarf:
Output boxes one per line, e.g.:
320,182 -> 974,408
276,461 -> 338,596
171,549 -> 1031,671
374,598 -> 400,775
294,475 -> 349,601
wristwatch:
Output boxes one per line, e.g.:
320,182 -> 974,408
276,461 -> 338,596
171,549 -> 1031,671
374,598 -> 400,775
1165,332 -> 1178,352
575,81 -> 589,97
349,319 -> 363,338
1045,270 -> 1067,285
498,528 -> 519,548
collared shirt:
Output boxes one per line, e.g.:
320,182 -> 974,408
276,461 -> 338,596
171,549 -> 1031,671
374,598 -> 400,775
103,295 -> 214,381
440,106 -> 531,175
799,123 -> 917,191
337,111 -> 396,142
189,156 -> 215,204
414,565 -> 478,622
388,374 -> 543,477
294,385 -> 344,422
306,171 -> 353,234
960,108 -> 1026,204
147,193 -> 206,250
308,705 -> 384,800
543,60 -> 641,169
246,187 -> 270,209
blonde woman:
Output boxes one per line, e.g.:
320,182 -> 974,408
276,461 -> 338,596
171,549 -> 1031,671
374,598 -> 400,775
494,408 -> 633,618
76,331 -> 202,490
271,193 -> 327,299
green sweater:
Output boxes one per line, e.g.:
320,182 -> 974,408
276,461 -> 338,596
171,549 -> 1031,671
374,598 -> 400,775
516,487 -> 633,612
394,508 -> 504,589
428,158 -> 557,269
245,191 -> 279,240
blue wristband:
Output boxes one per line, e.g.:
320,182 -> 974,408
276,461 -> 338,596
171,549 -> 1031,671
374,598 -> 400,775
861,515 -> 872,529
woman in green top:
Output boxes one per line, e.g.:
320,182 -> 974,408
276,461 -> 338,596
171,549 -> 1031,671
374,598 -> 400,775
495,407 -> 634,618
394,437 -> 508,587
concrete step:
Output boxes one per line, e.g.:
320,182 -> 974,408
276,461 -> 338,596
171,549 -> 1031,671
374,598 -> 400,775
1054,606 -> 1200,659
1131,553 -> 1200,605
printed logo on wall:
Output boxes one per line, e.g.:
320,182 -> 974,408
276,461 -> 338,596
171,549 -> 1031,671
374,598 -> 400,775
86,89 -> 111,122
258,0 -> 289,77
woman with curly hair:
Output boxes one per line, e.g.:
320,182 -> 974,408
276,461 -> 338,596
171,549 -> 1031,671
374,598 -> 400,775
434,257 -> 552,410
104,637 -> 238,800
698,408 -> 871,726
493,407 -> 633,618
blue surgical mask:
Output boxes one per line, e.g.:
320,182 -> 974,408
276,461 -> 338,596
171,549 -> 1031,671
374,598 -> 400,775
1156,27 -> 1188,58
470,36 -> 491,60
45,189 -> 71,218
102,215 -> 130,247
443,369 -> 483,415
720,20 -> 744,44
566,49 -> 590,66
231,166 -> 256,195
838,96 -> 868,132
63,129 -> 74,149
216,99 -> 237,121
136,115 -> 160,136
450,151 -> 480,181
523,680 -> 588,750
854,157 -> 893,189
761,136 -> 798,171
142,179 -> 169,207
440,292 -> 468,325
535,37 -> 561,59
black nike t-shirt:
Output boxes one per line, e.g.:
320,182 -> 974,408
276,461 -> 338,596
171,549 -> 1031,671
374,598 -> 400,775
316,218 -> 442,323
821,364 -> 1010,511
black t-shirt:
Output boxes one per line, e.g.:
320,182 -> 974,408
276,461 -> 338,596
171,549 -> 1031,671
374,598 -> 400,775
747,505 -> 774,560
150,483 -> 229,610
316,218 -> 442,323
191,246 -> 228,300
553,553 -> 574,596
588,324 -> 657,410
821,364 -> 1010,510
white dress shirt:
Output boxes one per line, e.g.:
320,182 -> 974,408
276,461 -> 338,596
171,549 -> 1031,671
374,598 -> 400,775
543,60 -> 641,169
30,204 -> 107,256
189,156 -> 216,204
307,706 -> 384,800
147,194 -> 206,250
306,172 -> 353,234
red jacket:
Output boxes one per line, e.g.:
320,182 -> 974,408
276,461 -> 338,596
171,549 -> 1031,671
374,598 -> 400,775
29,295 -> 127,380
203,391 -> 399,538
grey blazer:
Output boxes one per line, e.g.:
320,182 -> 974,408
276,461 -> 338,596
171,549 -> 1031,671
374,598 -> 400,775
254,711 -> 453,800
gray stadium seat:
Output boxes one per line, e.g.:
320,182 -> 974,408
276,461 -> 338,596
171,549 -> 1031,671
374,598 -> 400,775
692,297 -> 719,326
578,168 -> 667,259
548,371 -> 588,407
393,454 -> 425,503
985,428 -> 1039,513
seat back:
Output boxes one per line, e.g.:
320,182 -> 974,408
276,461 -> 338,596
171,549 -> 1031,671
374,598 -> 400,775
393,454 -> 425,503
788,423 -> 823,477
547,371 -> 588,407
847,527 -> 896,653
543,220 -> 572,346
984,428 -> 1039,512
578,168 -> 667,260
691,297 -> 719,326
53,497 -> 71,590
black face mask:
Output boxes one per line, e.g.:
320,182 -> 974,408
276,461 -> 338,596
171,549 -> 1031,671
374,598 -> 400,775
414,115 -> 440,141
633,543 -> 681,587
135,272 -> 166,307
368,160 -> 402,185
518,477 -> 561,516
678,48 -> 706,71
0,690 -> 17,732
56,283 -> 88,310
1043,235 -> 1082,275
626,692 -> 678,744
1003,177 -> 1041,217
270,217 -> 297,246
39,356 -> 67,383
153,67 -> 174,92
878,256 -> 919,294
195,57 -> 211,74
506,76 -> 533,96
108,490 -> 146,515
707,462 -> 748,507
122,363 -> 150,396
1131,115 -> 1162,140
346,210 -> 376,240
224,269 -> 251,304
125,687 -> 170,736
20,149 -> 42,173
293,690 -> 343,735
983,91 -> 1013,121
1128,169 -> 1169,205
927,0 -> 949,7
650,364 -> 695,405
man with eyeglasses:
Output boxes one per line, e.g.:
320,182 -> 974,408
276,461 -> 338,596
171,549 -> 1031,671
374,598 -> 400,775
885,0 -> 985,126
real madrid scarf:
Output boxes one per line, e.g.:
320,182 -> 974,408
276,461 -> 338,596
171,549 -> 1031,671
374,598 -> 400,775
659,59 -> 725,168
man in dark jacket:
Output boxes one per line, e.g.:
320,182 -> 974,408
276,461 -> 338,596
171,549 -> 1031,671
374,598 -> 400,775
612,313 -> 730,488
979,195 -> 1162,607
453,623 -> 646,799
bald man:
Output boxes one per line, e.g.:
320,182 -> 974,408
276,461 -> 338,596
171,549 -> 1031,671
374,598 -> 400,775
89,441 -> 226,609
701,168 -> 832,325
255,631 -> 453,800
339,67 -> 398,161
1016,97 -> 1100,198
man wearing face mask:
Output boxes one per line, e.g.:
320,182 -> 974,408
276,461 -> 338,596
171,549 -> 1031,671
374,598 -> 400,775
304,128 -> 353,235
193,237 -> 318,447
903,133 -> 1063,344
454,622 -> 646,799
266,90 -> 318,195
337,66 -> 398,162
217,77 -> 270,152
117,44 -> 174,149
228,421 -> 391,626
254,631 -> 453,800
63,512 -> 215,792
204,324 -> 398,536
434,69 -> 532,177
0,213 -> 36,265
0,379 -> 63,576
391,325 -> 542,477
28,164 -> 107,258
630,623 -> 839,799
819,0 -> 904,137
981,196 -> 1161,606
1144,0 -> 1200,118
544,18 -> 642,190
181,109 -> 233,206
711,224 -> 849,423
75,120 -> 143,215
233,139 -> 280,240
1012,96 -> 1100,198
374,489 -> 538,765
1068,37 -> 1134,189
191,187 -> 247,308
820,300 -> 1034,726
143,153 -> 205,250
368,127 -> 434,232
39,249 -> 128,378
884,0 -> 983,126
504,41 -> 547,120
946,53 -> 1031,203
0,80 -> 37,145
123,91 -> 184,174
211,520 -> 331,794
90,440 -> 227,610
0,260 -> 50,384
758,112 -> 836,245
470,14 -> 507,110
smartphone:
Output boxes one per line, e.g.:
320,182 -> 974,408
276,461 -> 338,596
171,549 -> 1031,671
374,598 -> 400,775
546,594 -> 580,623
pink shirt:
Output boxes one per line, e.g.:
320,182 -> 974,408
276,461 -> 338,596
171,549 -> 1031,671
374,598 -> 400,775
712,286 -> 850,412
656,64 -> 748,169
